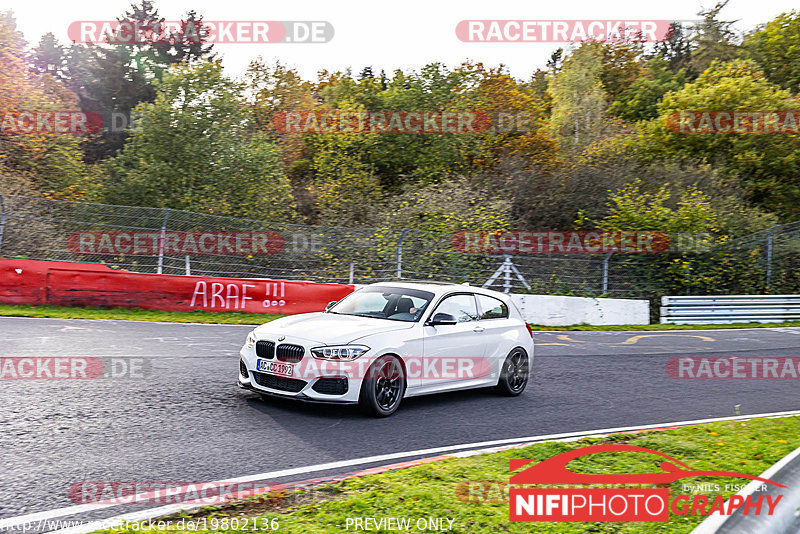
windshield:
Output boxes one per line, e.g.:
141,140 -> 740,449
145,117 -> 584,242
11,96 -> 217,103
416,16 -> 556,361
329,286 -> 434,322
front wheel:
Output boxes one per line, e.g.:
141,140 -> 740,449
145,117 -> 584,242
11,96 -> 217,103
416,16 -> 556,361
359,355 -> 405,417
495,348 -> 529,396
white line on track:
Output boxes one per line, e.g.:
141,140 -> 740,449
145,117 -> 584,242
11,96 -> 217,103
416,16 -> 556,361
2,409 -> 800,533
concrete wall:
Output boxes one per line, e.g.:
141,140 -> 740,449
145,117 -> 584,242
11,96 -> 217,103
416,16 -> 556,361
510,294 -> 649,326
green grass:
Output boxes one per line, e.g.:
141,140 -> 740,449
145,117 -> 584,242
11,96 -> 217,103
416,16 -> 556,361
94,415 -> 800,534
528,321 -> 800,331
2,303 -> 799,331
0,304 -> 281,325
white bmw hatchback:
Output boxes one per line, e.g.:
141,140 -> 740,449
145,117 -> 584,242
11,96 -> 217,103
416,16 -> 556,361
238,282 -> 534,416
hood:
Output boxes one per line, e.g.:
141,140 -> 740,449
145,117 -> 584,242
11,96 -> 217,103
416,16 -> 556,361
254,312 -> 415,345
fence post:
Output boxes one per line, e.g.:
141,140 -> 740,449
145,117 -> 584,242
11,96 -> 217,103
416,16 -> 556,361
349,262 -> 354,284
766,224 -> 779,289
601,253 -> 612,294
157,208 -> 170,274
0,194 -> 6,255
396,228 -> 409,279
184,255 -> 191,276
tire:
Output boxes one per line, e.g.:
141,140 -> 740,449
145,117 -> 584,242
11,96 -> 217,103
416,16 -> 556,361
494,348 -> 529,396
359,355 -> 405,417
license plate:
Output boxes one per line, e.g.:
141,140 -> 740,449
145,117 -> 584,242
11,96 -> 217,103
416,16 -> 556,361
256,359 -> 294,376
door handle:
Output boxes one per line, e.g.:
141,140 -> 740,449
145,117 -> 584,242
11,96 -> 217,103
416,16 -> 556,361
473,326 -> 485,333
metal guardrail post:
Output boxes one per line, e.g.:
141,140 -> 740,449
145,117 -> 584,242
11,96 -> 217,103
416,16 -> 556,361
157,208 -> 170,275
396,228 -> 409,279
766,224 -> 779,288
660,295 -> 800,324
0,194 -> 6,255
601,253 -> 612,294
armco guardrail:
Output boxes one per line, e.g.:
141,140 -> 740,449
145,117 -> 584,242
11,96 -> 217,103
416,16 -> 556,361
660,295 -> 800,324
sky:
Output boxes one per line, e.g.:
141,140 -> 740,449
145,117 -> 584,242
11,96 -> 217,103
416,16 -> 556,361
5,0 -> 799,81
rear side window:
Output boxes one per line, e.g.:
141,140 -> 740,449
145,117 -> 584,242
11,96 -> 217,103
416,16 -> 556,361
477,295 -> 509,319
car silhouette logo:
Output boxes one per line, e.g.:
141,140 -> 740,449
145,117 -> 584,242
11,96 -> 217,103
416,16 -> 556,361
509,444 -> 786,487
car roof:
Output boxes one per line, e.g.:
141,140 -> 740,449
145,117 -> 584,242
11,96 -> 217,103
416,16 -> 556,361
367,281 -> 512,300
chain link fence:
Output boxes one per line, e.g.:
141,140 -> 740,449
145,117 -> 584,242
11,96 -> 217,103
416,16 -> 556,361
1,194 -> 798,303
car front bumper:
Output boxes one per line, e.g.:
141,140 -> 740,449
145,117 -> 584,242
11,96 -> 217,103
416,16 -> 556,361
237,378 -> 359,404
238,337 -> 369,403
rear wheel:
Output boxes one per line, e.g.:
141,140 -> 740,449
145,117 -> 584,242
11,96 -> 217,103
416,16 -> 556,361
495,348 -> 529,396
359,355 -> 405,417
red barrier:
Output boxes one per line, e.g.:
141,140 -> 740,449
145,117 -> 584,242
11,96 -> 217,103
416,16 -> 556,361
0,259 -> 354,315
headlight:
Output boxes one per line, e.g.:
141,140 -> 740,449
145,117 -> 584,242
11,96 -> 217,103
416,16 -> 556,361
311,345 -> 369,361
245,331 -> 257,348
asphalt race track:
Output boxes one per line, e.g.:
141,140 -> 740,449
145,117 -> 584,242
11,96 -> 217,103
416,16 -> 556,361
3,316 -> 800,529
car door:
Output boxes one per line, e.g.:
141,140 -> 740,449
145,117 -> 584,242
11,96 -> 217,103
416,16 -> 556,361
476,293 -> 514,380
420,292 -> 489,391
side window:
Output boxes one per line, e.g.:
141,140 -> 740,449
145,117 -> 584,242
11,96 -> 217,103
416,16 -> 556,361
433,294 -> 478,322
477,295 -> 509,320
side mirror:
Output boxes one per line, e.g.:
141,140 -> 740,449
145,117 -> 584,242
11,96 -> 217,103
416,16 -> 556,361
427,312 -> 458,326
325,301 -> 337,311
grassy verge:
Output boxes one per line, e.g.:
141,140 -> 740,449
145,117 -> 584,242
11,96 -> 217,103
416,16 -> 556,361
2,303 -> 800,331
0,304 -> 281,325
95,416 -> 800,534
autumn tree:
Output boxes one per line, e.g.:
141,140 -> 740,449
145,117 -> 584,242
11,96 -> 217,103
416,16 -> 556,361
608,58 -> 687,122
548,44 -> 609,148
745,10 -> 800,93
101,61 -> 295,220
29,1 -> 215,162
688,1 -> 741,75
594,179 -> 718,233
638,60 -> 800,217
0,11 -> 88,197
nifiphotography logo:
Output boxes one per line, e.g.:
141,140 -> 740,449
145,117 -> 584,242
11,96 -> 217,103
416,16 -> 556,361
509,444 -> 785,522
